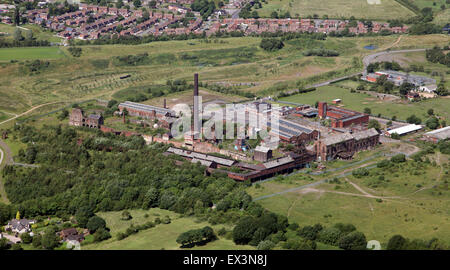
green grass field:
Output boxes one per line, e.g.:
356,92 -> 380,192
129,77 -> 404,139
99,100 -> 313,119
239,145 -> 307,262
256,0 -> 415,20
83,208 -> 254,250
252,151 -> 450,246
0,34 -> 447,120
433,8 -> 450,25
0,23 -> 62,43
0,47 -> 66,61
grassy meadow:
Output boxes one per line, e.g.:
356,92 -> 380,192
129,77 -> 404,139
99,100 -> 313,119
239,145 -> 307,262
83,208 -> 254,250
251,150 -> 450,246
0,47 -> 66,61
0,34 -> 448,120
256,0 -> 415,20
0,24 -> 62,43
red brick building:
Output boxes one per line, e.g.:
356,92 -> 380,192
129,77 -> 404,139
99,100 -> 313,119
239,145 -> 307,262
318,102 -> 369,128
69,108 -> 103,129
314,128 -> 379,161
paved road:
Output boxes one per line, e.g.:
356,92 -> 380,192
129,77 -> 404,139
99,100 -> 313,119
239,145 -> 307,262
362,48 -> 427,76
309,72 -> 362,88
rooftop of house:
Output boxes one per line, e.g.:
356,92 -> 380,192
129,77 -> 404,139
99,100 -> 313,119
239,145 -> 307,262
7,218 -> 36,231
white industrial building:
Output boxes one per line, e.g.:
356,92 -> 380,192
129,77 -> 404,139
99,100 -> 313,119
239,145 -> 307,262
386,124 -> 423,137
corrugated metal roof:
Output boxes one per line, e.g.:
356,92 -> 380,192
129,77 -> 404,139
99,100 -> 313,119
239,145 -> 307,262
424,126 -> 450,140
387,124 -> 423,135
166,147 -> 235,166
119,101 -> 176,116
353,128 -> 379,140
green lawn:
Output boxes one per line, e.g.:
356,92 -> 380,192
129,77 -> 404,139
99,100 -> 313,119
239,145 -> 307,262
0,47 -> 66,61
433,8 -> 450,25
0,23 -> 62,43
256,0 -> 415,20
83,208 -> 254,250
280,85 -> 450,121
413,0 -> 448,11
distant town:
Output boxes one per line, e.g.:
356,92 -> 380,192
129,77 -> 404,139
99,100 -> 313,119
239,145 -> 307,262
0,1 -> 410,41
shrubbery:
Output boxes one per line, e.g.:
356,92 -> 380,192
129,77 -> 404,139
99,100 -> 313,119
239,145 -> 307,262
259,38 -> 284,52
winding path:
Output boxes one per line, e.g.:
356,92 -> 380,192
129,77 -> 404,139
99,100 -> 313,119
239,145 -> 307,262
0,102 -> 61,126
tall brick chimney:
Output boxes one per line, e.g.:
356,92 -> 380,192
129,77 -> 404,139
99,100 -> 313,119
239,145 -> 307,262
193,73 -> 200,137
318,102 -> 327,119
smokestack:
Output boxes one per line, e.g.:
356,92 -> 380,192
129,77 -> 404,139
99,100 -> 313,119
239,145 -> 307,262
194,73 -> 199,96
163,98 -> 166,109
193,73 -> 200,138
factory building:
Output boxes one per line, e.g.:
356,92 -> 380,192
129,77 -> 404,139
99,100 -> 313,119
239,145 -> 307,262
318,102 -> 369,129
268,118 -> 319,144
314,128 -> 380,161
423,126 -> 450,143
69,108 -> 103,129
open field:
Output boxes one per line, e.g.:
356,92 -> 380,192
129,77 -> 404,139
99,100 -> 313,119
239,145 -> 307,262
256,0 -> 416,20
252,148 -> 450,246
280,84 -> 450,121
0,23 -> 62,43
0,34 -> 448,120
433,8 -> 450,25
413,0 -> 448,11
0,47 -> 66,61
83,208 -> 254,250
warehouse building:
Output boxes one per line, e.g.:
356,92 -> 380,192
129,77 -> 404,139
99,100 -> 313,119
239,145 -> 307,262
385,124 -> 423,137
423,126 -> 450,143
314,128 -> 380,161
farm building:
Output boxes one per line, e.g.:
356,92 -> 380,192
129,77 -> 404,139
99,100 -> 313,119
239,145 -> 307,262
386,124 -> 423,137
423,126 -> 450,143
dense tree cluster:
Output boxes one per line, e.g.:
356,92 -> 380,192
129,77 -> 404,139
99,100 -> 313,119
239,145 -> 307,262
232,209 -> 288,246
2,125 -> 254,225
303,49 -> 339,57
426,46 -> 450,67
176,226 -> 216,247
191,0 -> 216,20
387,234 -> 448,250
366,61 -> 402,73
259,38 -> 284,52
